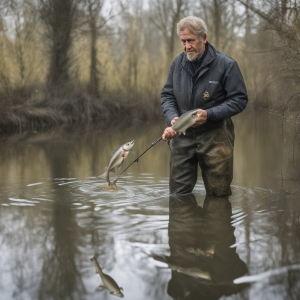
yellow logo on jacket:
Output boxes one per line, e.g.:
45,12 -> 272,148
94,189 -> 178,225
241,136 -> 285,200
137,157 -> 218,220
202,91 -> 210,100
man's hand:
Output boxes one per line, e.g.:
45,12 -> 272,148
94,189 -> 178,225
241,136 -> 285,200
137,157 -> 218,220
162,126 -> 178,141
192,109 -> 207,127
171,117 -> 179,126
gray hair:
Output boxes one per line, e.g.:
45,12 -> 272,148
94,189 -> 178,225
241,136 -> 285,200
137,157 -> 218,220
177,16 -> 208,39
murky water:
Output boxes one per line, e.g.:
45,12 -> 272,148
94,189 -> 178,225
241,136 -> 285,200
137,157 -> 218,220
0,110 -> 300,300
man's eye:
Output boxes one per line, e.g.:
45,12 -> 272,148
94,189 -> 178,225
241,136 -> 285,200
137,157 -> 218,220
182,39 -> 195,44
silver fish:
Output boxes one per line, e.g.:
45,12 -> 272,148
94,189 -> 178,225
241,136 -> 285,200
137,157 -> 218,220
90,256 -> 124,298
99,140 -> 134,190
172,109 -> 200,135
177,266 -> 211,280
153,255 -> 211,280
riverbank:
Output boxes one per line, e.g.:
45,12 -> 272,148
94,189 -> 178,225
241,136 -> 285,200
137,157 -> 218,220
0,91 -> 162,133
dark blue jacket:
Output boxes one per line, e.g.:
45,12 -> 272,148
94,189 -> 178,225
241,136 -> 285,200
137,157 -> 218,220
161,42 -> 248,130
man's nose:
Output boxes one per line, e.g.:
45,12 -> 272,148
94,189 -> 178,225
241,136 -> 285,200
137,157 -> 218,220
185,41 -> 192,48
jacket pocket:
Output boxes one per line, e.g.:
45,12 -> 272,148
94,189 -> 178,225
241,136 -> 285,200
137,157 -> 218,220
202,81 -> 223,101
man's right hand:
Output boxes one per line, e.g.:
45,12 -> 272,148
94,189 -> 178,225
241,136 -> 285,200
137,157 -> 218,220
162,126 -> 178,141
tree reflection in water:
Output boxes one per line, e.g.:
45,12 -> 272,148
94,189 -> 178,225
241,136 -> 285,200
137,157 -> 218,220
155,193 -> 249,300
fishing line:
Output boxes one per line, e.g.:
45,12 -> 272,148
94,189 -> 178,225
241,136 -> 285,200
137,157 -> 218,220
113,137 -> 162,183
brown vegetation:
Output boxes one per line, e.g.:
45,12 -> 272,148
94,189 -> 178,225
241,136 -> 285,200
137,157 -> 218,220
0,0 -> 299,132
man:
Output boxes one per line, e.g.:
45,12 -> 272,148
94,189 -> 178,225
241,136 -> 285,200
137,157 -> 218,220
161,16 -> 248,196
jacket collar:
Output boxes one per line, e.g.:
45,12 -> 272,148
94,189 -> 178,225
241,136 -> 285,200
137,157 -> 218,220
180,42 -> 216,71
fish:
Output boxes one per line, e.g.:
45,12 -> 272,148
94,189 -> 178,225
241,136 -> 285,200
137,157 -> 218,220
177,266 -> 211,280
185,245 -> 215,258
90,256 -> 124,298
171,109 -> 200,135
99,140 -> 134,190
152,255 -> 211,280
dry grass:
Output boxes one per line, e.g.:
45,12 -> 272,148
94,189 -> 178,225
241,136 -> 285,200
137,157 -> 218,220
0,86 -> 161,132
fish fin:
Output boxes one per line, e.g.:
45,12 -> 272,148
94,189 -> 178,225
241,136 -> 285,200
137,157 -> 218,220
102,182 -> 118,191
110,291 -> 123,297
98,170 -> 107,179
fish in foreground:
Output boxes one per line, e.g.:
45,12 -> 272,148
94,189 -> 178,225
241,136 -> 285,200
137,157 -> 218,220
172,109 -> 200,135
99,140 -> 134,190
90,256 -> 124,298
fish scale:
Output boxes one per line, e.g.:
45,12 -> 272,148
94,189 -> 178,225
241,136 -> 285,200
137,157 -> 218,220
172,109 -> 200,135
99,140 -> 134,190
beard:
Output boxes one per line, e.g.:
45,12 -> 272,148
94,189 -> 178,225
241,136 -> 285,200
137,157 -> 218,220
186,49 -> 200,62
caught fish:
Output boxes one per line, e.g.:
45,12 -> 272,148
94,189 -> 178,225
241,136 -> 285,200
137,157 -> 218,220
185,245 -> 215,258
153,255 -> 211,280
177,266 -> 211,280
90,256 -> 124,298
99,140 -> 134,190
172,109 -> 200,135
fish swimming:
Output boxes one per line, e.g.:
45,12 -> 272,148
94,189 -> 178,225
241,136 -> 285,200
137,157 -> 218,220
99,140 -> 134,190
90,256 -> 124,298
172,109 -> 200,135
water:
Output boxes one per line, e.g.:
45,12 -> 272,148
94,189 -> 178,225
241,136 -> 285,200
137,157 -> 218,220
0,110 -> 300,300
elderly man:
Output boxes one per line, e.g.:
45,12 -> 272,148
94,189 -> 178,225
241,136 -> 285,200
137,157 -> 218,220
161,16 -> 248,196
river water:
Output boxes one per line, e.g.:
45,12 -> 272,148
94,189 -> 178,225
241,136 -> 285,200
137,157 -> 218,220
0,109 -> 299,300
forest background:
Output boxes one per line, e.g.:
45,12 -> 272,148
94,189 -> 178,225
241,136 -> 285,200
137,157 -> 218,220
0,0 -> 299,132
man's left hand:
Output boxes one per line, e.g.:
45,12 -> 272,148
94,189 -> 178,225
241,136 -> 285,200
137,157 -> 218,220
192,109 -> 207,127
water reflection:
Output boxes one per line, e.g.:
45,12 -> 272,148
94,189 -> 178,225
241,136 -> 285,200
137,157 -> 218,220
155,193 -> 248,299
90,256 -> 124,297
38,184 -> 86,300
1,111 -> 300,299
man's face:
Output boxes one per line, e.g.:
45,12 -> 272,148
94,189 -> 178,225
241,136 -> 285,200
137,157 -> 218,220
179,28 -> 207,61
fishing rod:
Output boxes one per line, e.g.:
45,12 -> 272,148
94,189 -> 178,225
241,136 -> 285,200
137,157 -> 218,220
114,136 -> 162,183
112,109 -> 199,184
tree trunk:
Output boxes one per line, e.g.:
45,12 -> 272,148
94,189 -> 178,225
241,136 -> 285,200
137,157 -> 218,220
40,0 -> 76,92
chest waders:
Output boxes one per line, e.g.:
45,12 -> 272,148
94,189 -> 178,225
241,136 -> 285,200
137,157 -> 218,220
169,118 -> 234,196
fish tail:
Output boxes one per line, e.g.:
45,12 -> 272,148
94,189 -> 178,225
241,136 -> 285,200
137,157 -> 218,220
102,181 -> 118,191
98,170 -> 107,179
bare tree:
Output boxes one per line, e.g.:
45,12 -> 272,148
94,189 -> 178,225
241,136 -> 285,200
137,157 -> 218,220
196,0 -> 245,53
0,0 -> 39,105
0,1 -> 12,99
148,0 -> 189,65
38,0 -> 80,92
13,3 -> 38,88
116,1 -> 144,97
82,0 -> 116,97
237,0 -> 300,104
